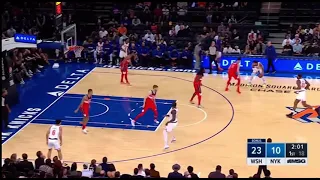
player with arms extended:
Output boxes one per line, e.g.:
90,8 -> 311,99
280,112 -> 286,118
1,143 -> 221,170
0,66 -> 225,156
120,54 -> 133,85
74,89 -> 93,134
225,57 -> 241,94
46,119 -> 63,162
190,68 -> 205,108
131,85 -> 160,126
286,74 -> 316,118
163,102 -> 178,150
248,60 -> 266,87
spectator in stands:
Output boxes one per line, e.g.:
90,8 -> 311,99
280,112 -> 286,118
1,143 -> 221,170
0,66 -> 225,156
152,45 -> 164,67
177,7 -> 188,21
177,25 -> 189,37
121,16 -> 131,26
169,49 -> 179,67
149,163 -> 160,178
217,22 -> 225,34
282,35 -> 293,47
17,153 -> 34,173
169,27 -> 176,37
154,4 -> 162,22
81,163 -> 93,178
132,16 -> 141,26
232,29 -> 240,40
208,165 -> 226,178
232,45 -> 241,54
292,39 -> 303,55
138,42 -> 150,67
302,29 -> 313,43
136,164 -> 145,177
206,7 -> 213,23
2,158 -> 17,178
99,157 -> 116,174
255,40 -> 266,55
245,40 -> 256,55
162,6 -> 170,21
227,169 -> 235,178
168,164 -> 183,178
228,15 -> 237,24
223,45 -> 234,54
90,159 -> 97,173
248,29 -> 257,41
282,40 -> 293,56
6,26 -> 16,38
265,41 -> 277,74
184,166 -> 199,178
150,23 -> 158,34
115,171 -> 121,178
117,24 -> 127,36
132,168 -> 143,178
144,31 -> 155,43
292,34 -> 302,44
108,18 -> 118,26
35,151 -> 45,170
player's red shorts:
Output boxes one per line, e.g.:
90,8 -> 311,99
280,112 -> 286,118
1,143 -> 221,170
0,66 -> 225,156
193,82 -> 201,93
228,72 -> 238,79
81,107 -> 89,117
144,98 -> 157,111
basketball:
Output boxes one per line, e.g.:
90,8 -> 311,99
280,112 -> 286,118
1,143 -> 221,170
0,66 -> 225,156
258,73 -> 264,78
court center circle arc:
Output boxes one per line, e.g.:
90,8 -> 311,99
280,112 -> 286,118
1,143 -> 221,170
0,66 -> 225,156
93,71 -> 235,163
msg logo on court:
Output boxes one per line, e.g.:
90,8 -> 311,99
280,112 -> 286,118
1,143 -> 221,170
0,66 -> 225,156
286,106 -> 320,124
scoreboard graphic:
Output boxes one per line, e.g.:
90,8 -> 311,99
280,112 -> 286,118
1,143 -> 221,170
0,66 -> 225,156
247,139 -> 308,166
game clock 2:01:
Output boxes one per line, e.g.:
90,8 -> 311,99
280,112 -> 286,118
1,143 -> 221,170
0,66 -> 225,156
286,143 -> 308,158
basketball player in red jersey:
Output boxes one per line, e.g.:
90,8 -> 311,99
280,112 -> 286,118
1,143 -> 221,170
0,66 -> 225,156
74,89 -> 93,134
225,57 -> 241,94
190,68 -> 205,108
120,54 -> 133,85
131,85 -> 159,126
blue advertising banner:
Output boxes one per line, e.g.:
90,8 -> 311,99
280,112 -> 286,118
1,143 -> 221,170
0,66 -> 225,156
202,55 -> 320,74
14,34 -> 37,44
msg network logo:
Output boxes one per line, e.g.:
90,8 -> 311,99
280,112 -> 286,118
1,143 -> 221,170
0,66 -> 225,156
286,106 -> 320,124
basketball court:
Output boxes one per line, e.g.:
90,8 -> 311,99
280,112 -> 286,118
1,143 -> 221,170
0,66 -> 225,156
1,65 -> 319,178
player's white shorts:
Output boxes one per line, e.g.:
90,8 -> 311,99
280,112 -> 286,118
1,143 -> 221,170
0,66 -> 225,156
296,90 -> 306,101
119,51 -> 127,58
166,122 -> 178,132
252,67 -> 262,75
48,139 -> 61,150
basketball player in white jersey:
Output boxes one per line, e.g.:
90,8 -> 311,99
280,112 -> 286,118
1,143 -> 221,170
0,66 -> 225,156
94,39 -> 104,64
119,38 -> 129,62
163,102 -> 178,150
248,60 -> 266,87
46,119 -> 63,162
286,74 -> 316,118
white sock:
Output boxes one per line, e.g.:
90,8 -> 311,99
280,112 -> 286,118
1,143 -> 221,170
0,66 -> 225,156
261,77 -> 266,84
163,130 -> 168,146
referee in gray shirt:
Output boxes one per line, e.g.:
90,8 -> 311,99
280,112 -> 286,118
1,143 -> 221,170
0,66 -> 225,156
2,89 -> 10,129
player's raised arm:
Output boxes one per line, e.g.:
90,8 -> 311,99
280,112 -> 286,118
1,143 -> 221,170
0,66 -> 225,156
75,96 -> 86,113
59,126 -> 63,146
46,127 -> 50,145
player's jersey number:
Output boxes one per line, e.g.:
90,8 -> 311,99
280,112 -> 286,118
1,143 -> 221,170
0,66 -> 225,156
51,130 -> 56,135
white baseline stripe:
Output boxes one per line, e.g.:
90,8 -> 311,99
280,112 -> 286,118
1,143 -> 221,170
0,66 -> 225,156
2,68 -> 96,145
